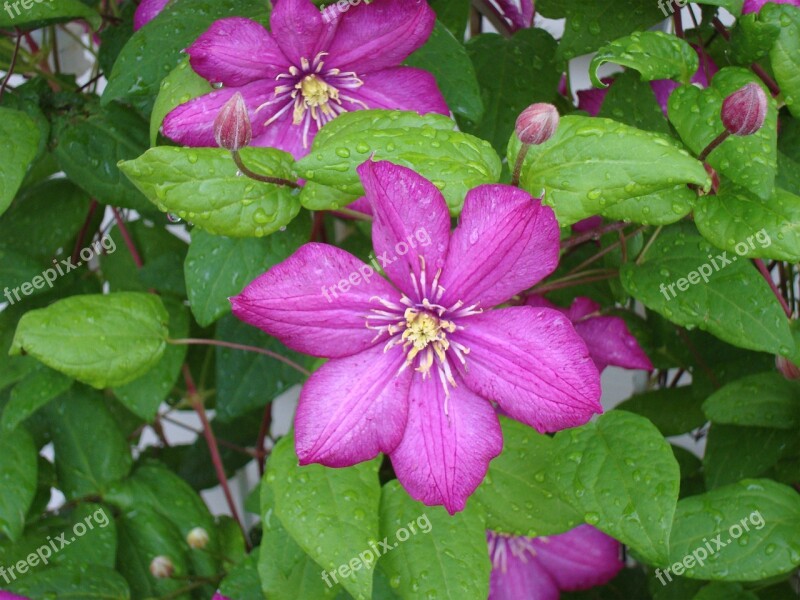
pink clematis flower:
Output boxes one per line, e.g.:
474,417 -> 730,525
133,0 -> 171,30
0,593 -> 29,600
527,296 -> 653,373
493,0 -> 535,31
577,45 -> 718,117
742,0 -> 800,12
162,0 -> 449,159
488,525 -> 624,600
231,160 -> 602,513
211,593 -> 230,600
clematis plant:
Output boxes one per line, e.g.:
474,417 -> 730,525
3,0 -> 800,597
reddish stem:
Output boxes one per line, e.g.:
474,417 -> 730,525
169,338 -> 311,377
72,200 -> 99,263
697,130 -> 731,162
0,30 -> 21,100
561,222 -> 628,250
754,259 -> 792,318
111,207 -> 143,268
256,402 -> 272,476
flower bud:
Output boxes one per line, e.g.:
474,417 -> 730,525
515,103 -> 559,145
721,83 -> 767,136
776,355 -> 800,381
186,527 -> 210,549
149,555 -> 174,579
214,92 -> 251,151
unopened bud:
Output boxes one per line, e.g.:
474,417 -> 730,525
186,527 -> 210,549
214,92 -> 251,151
721,83 -> 767,136
515,103 -> 559,145
149,555 -> 174,579
776,355 -> 800,380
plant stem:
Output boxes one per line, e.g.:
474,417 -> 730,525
635,226 -> 663,265
510,143 -> 530,187
333,207 -> 373,222
256,401 -> 272,476
753,258 -> 793,318
470,0 -> 514,37
0,29 -> 21,100
231,150 -> 299,188
672,1 -> 684,38
531,269 -> 618,295
711,17 -> 781,95
111,207 -> 143,268
168,338 -> 311,377
159,413 -> 257,457
566,226 -> 647,275
561,221 -> 628,250
71,200 -> 99,263
697,130 -> 731,162
183,365 -> 250,550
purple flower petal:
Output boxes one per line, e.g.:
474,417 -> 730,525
250,106 -> 311,159
325,0 -> 435,73
438,185 -> 559,309
743,0 -> 800,13
231,243 -> 401,359
572,215 -> 603,234
211,594 -> 230,600
651,45 -> 718,114
270,0 -> 329,67
295,343 -> 413,466
390,373 -> 502,514
187,18 -> 288,87
531,525 -> 624,591
488,532 -> 560,600
162,81 -> 277,147
133,0 -> 170,30
576,79 -> 612,116
357,161 -> 451,301
342,67 -> 449,116
454,306 -> 602,433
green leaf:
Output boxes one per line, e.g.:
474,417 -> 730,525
536,0 -> 664,59
693,583 -> 759,600
551,410 -> 680,565
299,180 -> 359,212
616,386 -> 707,437
378,480 -> 490,600
406,21 -> 483,122
53,102 -> 153,212
472,417 -> 582,537
3,363 -> 72,431
668,479 -> 800,580
703,424 -> 796,488
620,223 -> 794,356
296,110 -> 501,215
668,68 -> 778,199
150,57 -> 212,146
0,247 -> 45,301
694,185 -> 800,262
219,550 -> 262,600
462,28 -> 559,153
510,116 -> 709,226
0,427 -> 37,540
8,565 -> 130,599
214,314 -> 309,422
10,292 -> 169,389
102,0 -> 267,112
703,372 -> 800,428
597,69 -> 671,135
0,0 -> 100,29
266,433 -> 381,600
763,4 -> 800,118
0,107 -> 40,217
731,13 -> 781,64
120,146 -> 301,237
185,216 -> 308,326
590,31 -> 699,87
46,388 -> 133,499
112,298 -> 188,421
602,185 -> 695,225
259,481 -> 341,600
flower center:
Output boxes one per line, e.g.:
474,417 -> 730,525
487,531 -> 542,574
257,52 -> 366,149
401,308 -> 456,374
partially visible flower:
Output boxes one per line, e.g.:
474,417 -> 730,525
163,0 -> 448,159
149,555 -> 174,579
212,594 -> 231,600
571,216 -> 603,234
493,0 -> 534,31
186,527 -> 210,549
133,0 -> 171,30
487,525 -> 623,600
232,160 -> 602,513
776,355 -> 800,380
721,82 -> 768,136
214,93 -> 252,151
515,103 -> 559,146
0,593 -> 30,600
577,45 -> 717,116
526,296 -> 653,373
742,0 -> 800,13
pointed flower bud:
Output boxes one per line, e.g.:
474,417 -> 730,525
515,103 -> 559,145
721,83 -> 767,136
214,92 -> 251,151
776,355 -> 800,381
149,555 -> 175,579
186,527 -> 210,549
